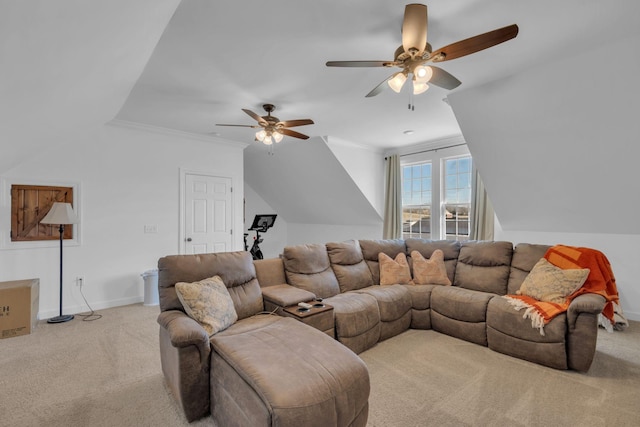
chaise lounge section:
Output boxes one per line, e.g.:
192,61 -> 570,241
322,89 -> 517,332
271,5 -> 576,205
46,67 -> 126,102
157,239 -> 609,423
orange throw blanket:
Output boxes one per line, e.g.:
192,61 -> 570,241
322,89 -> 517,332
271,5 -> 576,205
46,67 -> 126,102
505,245 -> 620,335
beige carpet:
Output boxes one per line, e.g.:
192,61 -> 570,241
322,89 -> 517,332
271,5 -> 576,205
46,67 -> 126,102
0,304 -> 638,427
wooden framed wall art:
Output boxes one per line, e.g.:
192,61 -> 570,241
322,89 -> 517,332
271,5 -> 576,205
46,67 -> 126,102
10,185 -> 74,242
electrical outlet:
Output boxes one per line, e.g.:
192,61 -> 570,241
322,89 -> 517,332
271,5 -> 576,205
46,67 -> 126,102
144,224 -> 158,234
76,276 -> 84,287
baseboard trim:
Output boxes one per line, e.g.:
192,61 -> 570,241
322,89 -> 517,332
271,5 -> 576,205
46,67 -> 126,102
38,296 -> 144,320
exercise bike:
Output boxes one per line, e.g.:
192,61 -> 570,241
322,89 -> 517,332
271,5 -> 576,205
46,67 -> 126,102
245,214 -> 277,260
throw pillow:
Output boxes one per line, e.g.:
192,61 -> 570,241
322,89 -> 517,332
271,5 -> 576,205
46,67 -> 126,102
517,258 -> 590,304
175,275 -> 238,336
411,250 -> 451,286
379,252 -> 413,285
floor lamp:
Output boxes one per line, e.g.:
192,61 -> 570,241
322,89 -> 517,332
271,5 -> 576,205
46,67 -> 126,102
41,202 -> 79,324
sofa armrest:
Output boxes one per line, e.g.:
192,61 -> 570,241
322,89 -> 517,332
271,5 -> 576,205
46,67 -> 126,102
157,310 -> 211,360
566,293 -> 606,372
262,284 -> 316,307
157,310 -> 211,421
567,293 -> 606,328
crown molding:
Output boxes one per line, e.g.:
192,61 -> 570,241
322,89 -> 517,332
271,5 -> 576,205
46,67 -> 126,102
321,135 -> 386,154
107,119 -> 250,148
385,134 -> 466,157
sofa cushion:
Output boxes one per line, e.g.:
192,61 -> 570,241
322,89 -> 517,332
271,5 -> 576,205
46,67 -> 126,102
401,284 -> 435,311
327,240 -> 374,293
454,241 -> 513,295
353,285 -> 412,322
324,293 -> 380,339
486,296 -> 568,369
158,251 -> 263,321
405,239 -> 460,283
211,317 -> 370,426
516,258 -> 589,303
507,243 -> 552,294
359,239 -> 407,285
379,252 -> 413,285
283,243 -> 340,299
410,250 -> 451,286
431,286 -> 494,323
175,275 -> 237,336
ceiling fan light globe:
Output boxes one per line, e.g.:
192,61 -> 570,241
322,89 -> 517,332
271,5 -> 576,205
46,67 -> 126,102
263,135 -> 273,145
413,81 -> 429,95
273,131 -> 284,143
255,129 -> 266,141
414,65 -> 433,83
388,72 -> 407,93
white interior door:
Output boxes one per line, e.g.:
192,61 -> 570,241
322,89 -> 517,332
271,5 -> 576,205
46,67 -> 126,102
184,173 -> 232,254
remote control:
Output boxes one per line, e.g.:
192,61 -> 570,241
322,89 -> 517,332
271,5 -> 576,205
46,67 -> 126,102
298,302 -> 313,309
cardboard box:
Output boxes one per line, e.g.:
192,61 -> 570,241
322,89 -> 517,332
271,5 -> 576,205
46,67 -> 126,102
0,279 -> 39,339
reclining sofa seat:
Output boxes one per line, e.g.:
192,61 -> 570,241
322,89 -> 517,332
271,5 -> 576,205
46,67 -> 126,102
281,243 -> 382,354
430,240 -> 513,346
157,251 -> 370,425
486,243 -> 605,371
327,240 -> 413,343
363,238 -> 461,330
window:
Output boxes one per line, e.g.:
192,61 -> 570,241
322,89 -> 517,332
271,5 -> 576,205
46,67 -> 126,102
402,163 -> 432,239
443,156 -> 471,241
400,145 -> 472,240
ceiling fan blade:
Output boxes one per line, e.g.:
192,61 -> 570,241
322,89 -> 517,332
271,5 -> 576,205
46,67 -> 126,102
431,24 -> 519,62
365,74 -> 395,98
326,60 -> 392,67
280,128 -> 310,140
242,109 -> 268,125
365,74 -> 394,97
215,124 -> 260,128
427,66 -> 461,90
278,119 -> 314,128
402,4 -> 428,54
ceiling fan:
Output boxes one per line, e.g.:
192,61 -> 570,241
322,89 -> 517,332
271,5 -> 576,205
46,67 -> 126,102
326,3 -> 518,97
216,104 -> 314,145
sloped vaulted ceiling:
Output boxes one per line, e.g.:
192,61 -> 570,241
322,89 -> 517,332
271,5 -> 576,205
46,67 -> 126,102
0,0 -> 180,174
448,31 -> 640,235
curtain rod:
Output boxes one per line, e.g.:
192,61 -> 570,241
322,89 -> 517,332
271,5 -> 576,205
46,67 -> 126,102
385,142 -> 466,160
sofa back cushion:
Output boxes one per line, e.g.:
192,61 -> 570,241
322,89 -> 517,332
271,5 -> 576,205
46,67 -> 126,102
282,243 -> 340,298
326,240 -> 374,293
158,251 -> 263,320
405,239 -> 460,284
507,243 -> 551,294
359,239 -> 407,285
253,258 -> 287,288
454,241 -> 513,295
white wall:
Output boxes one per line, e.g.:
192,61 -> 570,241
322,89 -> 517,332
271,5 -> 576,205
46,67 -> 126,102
325,137 -> 385,217
285,223 -> 381,247
243,183 -> 287,259
0,122 -> 245,319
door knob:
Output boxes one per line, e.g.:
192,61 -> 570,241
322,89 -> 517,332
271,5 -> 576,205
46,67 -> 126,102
186,238 -> 192,242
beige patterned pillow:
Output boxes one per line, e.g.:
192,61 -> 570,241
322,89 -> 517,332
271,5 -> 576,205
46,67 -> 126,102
379,252 -> 413,285
175,275 -> 238,336
411,250 -> 451,286
517,258 -> 590,303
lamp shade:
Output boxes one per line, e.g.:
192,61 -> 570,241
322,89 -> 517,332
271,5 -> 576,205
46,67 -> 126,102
41,202 -> 79,225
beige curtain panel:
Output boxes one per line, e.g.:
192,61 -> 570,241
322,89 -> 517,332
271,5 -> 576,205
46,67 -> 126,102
471,167 -> 495,241
383,154 -> 402,239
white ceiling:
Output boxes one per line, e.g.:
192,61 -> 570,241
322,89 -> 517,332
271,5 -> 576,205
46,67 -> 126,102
116,0 -> 640,150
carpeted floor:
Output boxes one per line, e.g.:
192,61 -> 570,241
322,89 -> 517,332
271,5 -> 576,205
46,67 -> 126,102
0,304 -> 638,427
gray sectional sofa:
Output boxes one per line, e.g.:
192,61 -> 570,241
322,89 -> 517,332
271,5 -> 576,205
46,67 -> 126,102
157,239 -> 608,424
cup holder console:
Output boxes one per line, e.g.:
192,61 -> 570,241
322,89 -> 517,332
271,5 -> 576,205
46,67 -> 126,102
312,303 -> 325,308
